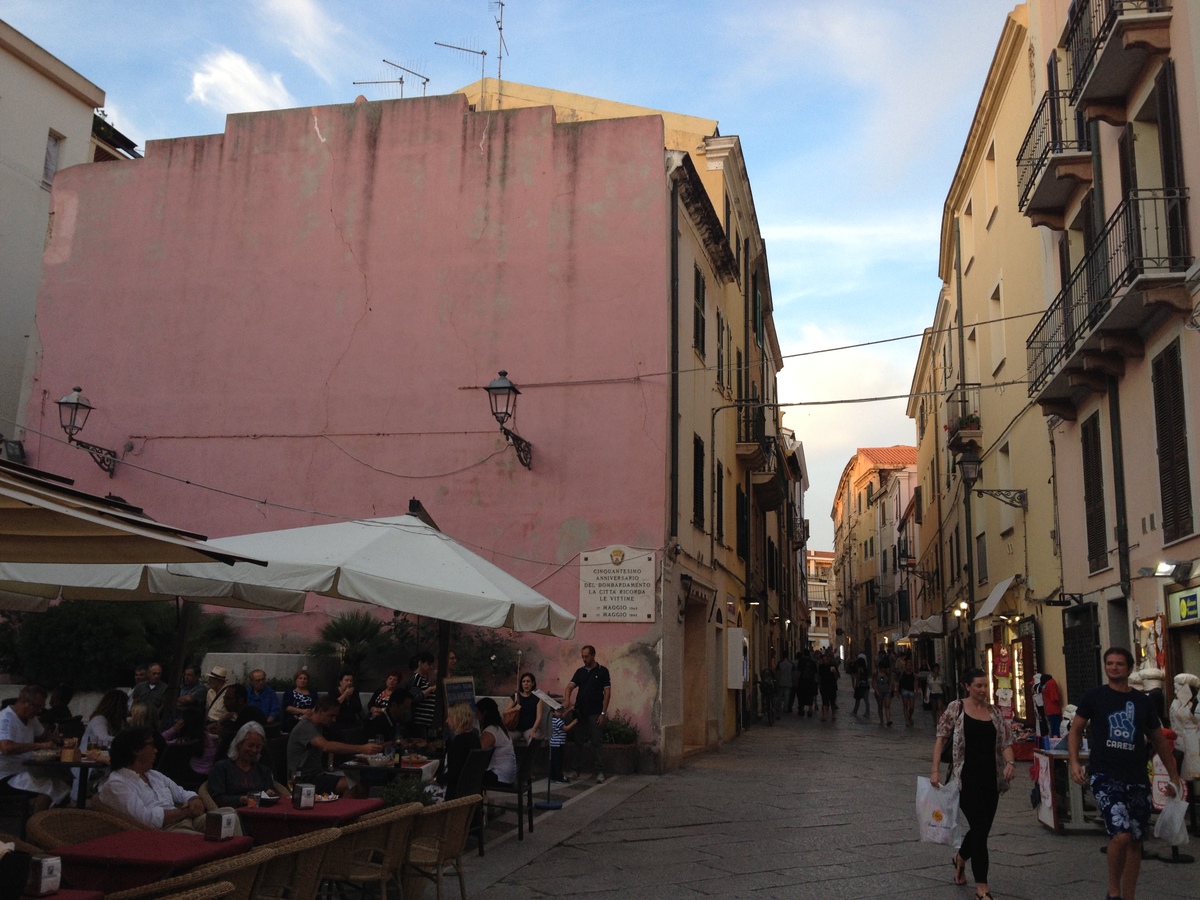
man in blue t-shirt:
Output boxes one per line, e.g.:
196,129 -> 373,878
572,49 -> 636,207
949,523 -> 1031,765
564,645 -> 611,784
1069,647 -> 1181,900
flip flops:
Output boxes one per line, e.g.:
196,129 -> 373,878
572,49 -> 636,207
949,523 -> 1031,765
951,852 -> 967,885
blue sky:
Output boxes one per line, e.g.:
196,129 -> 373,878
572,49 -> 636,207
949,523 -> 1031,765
2,0 -> 1019,549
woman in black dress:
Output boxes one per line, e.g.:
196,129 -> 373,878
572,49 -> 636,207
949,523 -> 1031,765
930,667 -> 1016,900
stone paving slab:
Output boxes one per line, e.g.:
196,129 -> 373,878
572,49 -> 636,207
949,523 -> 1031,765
457,696 -> 1197,899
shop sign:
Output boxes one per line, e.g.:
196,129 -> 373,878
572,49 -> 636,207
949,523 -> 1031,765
579,545 -> 655,622
1167,588 -> 1199,626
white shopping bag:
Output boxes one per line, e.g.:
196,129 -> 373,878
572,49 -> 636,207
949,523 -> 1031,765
1153,795 -> 1189,847
916,775 -> 961,845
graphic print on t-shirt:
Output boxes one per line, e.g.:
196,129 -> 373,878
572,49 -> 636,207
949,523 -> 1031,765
1107,701 -> 1137,751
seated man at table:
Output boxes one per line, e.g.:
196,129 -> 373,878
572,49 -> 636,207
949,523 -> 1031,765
97,726 -> 241,833
0,684 -> 71,812
247,669 -> 281,728
286,696 -> 383,797
215,684 -> 267,759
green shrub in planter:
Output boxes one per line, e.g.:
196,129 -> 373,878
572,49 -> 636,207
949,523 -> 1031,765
603,709 -> 638,745
382,775 -> 438,807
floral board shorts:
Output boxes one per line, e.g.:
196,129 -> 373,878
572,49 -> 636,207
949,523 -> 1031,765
1090,773 -> 1153,839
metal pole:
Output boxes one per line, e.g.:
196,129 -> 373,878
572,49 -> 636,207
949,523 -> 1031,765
954,217 -> 977,666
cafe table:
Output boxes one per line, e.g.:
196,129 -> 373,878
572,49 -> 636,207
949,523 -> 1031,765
57,830 -> 253,893
236,797 -> 384,844
23,756 -> 110,809
344,757 -> 440,790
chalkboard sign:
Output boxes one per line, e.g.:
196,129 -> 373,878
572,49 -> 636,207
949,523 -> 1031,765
443,676 -> 477,714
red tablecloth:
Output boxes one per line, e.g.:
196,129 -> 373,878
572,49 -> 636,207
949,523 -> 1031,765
58,830 -> 253,893
237,797 -> 385,843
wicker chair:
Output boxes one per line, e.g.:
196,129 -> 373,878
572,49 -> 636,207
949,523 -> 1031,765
403,794 -> 482,900
0,830 -> 43,854
318,802 -> 422,899
487,738 -> 542,840
104,846 -> 275,900
253,826 -> 340,900
25,807 -> 147,850
155,881 -> 237,900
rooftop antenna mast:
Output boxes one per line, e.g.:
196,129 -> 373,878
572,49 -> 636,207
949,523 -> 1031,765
384,59 -> 430,96
352,73 -> 404,96
490,1 -> 509,85
434,41 -> 487,108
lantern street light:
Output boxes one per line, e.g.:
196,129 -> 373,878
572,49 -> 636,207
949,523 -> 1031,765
56,387 -> 119,477
484,371 -> 532,469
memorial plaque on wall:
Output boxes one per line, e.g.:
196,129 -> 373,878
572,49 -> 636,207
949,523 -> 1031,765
579,545 -> 655,622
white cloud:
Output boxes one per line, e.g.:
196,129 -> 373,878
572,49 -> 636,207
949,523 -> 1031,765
188,49 -> 296,113
261,0 -> 345,84
776,323 -> 919,548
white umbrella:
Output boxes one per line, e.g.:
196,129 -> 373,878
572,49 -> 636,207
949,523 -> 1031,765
0,562 -> 308,612
169,515 -> 576,638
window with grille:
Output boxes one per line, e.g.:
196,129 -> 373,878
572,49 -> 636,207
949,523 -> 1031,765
1153,339 -> 1193,542
1081,413 -> 1108,572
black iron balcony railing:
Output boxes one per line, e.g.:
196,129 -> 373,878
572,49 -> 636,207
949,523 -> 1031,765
1017,91 -> 1090,211
1027,188 -> 1191,396
945,383 -> 982,445
1064,0 -> 1169,102
737,405 -> 765,445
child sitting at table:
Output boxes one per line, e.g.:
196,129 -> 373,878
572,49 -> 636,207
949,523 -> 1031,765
549,703 -> 577,783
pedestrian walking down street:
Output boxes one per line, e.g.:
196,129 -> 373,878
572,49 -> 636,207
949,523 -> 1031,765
926,663 -> 946,727
874,646 -> 894,726
817,650 -> 839,722
564,645 -> 611,783
898,660 -> 917,727
796,651 -> 817,717
931,666 -> 1015,900
851,653 -> 869,717
1069,647 -> 1182,900
776,654 -> 795,714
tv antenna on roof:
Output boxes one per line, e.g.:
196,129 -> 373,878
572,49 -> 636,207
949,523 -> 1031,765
353,59 -> 429,99
384,60 -> 430,96
435,41 -> 486,84
490,1 -> 509,84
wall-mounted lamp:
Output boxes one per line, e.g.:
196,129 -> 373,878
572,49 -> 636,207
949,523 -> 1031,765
953,608 -> 963,617
484,371 -> 532,469
956,448 -> 1027,508
56,387 -> 119,477
1153,559 -> 1194,585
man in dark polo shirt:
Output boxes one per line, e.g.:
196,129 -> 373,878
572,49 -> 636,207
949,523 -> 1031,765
564,645 -> 611,784
286,696 -> 382,797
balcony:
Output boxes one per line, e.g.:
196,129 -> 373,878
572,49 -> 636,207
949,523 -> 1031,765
1017,91 -> 1091,227
1065,0 -> 1172,114
751,439 -> 786,512
735,405 -> 766,469
945,383 -> 982,452
1027,188 -> 1192,410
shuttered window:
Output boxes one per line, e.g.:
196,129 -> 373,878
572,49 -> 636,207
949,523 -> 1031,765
692,435 -> 705,528
715,463 -> 724,544
1081,413 -> 1108,572
1153,339 -> 1193,543
736,485 -> 748,560
693,267 -> 705,356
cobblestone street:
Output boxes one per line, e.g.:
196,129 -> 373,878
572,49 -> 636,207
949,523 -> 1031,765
465,696 -> 1195,899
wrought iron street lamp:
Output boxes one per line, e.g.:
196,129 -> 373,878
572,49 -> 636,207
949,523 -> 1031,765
56,387 -> 119,477
485,371 -> 532,469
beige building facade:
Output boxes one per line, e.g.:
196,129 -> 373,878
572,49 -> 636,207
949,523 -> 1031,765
1018,0 -> 1200,702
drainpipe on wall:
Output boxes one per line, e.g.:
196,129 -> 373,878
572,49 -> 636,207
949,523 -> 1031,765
1107,375 -> 1132,614
668,163 -> 681,543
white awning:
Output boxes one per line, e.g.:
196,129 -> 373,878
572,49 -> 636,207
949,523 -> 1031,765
909,614 -> 944,636
975,575 -> 1017,620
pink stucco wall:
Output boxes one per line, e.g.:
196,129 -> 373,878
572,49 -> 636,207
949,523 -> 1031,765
27,94 -> 674,736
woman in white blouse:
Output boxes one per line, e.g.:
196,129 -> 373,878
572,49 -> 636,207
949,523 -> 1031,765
97,727 -> 239,833
475,698 -> 517,786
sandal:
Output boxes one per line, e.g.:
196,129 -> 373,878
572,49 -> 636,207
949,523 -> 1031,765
950,853 -> 966,885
